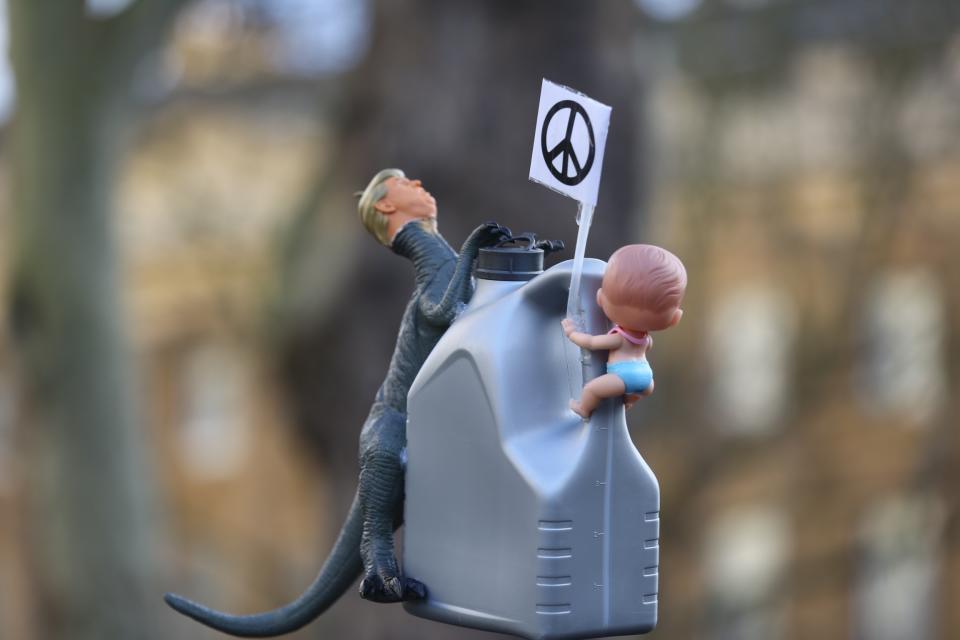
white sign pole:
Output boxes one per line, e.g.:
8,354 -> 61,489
565,201 -> 594,325
528,79 -> 611,393
566,202 -> 596,396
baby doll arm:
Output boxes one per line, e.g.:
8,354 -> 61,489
561,318 -> 622,351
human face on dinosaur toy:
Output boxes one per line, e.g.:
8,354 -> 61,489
374,176 -> 437,221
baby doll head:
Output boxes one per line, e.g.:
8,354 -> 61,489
598,244 -> 687,333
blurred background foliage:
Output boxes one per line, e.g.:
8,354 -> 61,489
0,1 -> 957,639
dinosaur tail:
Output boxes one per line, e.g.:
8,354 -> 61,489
164,492 -> 363,637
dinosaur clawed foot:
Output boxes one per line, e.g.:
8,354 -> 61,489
359,574 -> 427,603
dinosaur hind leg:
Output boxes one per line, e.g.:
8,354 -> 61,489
357,411 -> 426,603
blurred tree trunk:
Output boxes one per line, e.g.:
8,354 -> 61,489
6,2 -> 190,638
281,0 -> 644,483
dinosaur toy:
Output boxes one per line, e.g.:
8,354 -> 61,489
164,168 -> 511,636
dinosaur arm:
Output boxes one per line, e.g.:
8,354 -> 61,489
419,221 -> 510,325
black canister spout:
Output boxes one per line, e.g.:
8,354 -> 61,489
475,233 -> 564,282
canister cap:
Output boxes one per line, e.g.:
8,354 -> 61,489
476,233 -> 564,282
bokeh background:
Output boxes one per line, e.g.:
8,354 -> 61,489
0,0 -> 958,639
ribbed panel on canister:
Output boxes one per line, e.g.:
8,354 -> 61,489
476,246 -> 544,281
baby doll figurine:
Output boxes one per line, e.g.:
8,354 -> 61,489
562,244 -> 687,419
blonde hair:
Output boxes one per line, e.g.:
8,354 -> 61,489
603,244 -> 687,330
356,168 -> 405,246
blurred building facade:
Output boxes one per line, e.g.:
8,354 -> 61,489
636,1 -> 960,639
123,99 -> 337,639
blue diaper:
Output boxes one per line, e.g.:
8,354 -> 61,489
607,360 -> 653,394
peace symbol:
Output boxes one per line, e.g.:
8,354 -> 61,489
541,99 -> 595,186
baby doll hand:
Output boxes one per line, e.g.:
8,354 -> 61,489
561,318 -> 578,338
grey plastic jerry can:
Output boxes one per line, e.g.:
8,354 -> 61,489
404,239 -> 660,640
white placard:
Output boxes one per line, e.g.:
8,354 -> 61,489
529,79 -> 611,207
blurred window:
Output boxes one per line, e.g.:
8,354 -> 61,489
855,495 -> 943,640
0,367 -> 12,491
707,286 -> 795,434
725,0 -> 775,9
859,269 -> 945,426
178,0 -> 370,77
179,343 -> 252,480
704,505 -> 790,640
897,69 -> 958,162
0,0 -> 13,124
86,0 -> 134,18
261,0 -> 370,76
633,0 -> 702,22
